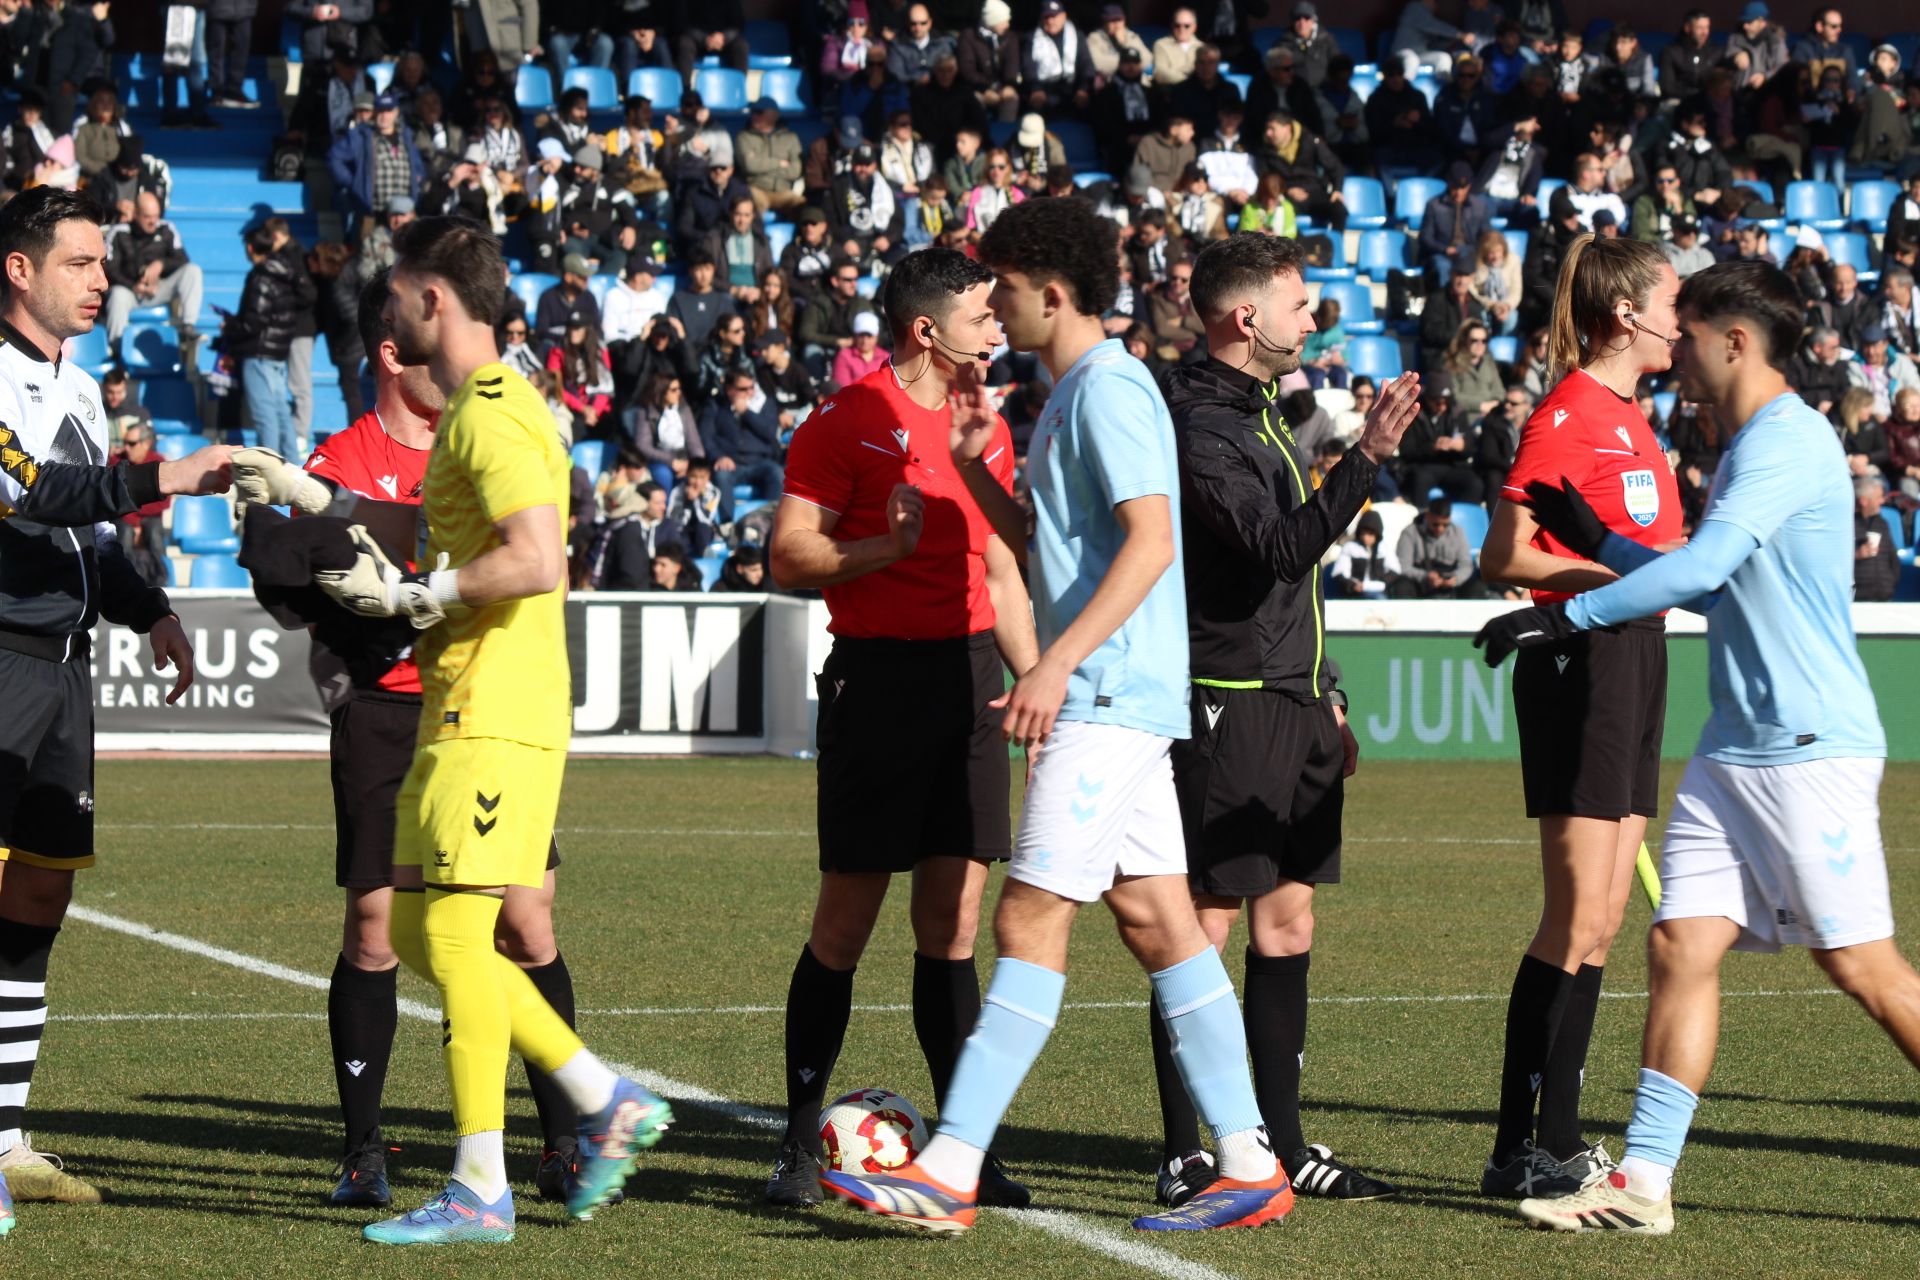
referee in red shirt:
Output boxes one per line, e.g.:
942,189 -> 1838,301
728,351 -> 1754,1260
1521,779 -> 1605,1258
1476,234 -> 1685,1199
765,247 -> 1037,1208
232,271 -> 576,1208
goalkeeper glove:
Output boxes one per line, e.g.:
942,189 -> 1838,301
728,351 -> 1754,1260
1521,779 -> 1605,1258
1472,601 -> 1576,667
232,447 -> 340,516
1524,476 -> 1608,560
314,525 -> 462,630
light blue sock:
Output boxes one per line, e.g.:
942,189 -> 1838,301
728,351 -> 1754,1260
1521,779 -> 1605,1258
932,957 -> 1064,1153
1151,949 -> 1265,1140
1622,1067 -> 1700,1169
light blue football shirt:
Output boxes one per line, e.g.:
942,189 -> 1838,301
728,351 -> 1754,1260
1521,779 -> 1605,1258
1025,339 -> 1190,739
1569,392 -> 1884,765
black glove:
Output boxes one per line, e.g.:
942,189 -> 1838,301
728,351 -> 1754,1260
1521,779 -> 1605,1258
1473,601 -> 1576,667
1524,476 -> 1608,560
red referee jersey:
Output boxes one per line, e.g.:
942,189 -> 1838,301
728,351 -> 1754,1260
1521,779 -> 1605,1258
783,365 -> 1016,640
305,411 -> 434,693
1503,368 -> 1684,605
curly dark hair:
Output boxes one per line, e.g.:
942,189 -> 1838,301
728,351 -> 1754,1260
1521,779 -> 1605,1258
880,246 -> 993,345
975,196 -> 1119,317
1677,260 -> 1806,372
1189,232 -> 1308,324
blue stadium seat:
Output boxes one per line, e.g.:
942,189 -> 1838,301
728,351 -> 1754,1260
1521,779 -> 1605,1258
1412,71 -> 1439,107
988,119 -> 1017,148
144,376 -> 198,426
154,434 -> 197,460
1342,176 -> 1389,230
1502,228 -> 1529,262
1317,280 -> 1382,334
745,20 -> 793,69
1487,334 -> 1519,364
1639,32 -> 1673,61
767,221 -> 795,257
696,554 -> 725,590
171,495 -> 239,555
760,67 -> 808,114
1850,179 -> 1901,231
1824,231 -> 1873,276
366,62 -> 395,92
572,440 -> 608,477
1329,26 -> 1369,64
1785,180 -> 1845,230
1654,391 -> 1676,422
694,68 -> 749,115
1251,28 -> 1284,55
1224,72 -> 1253,99
1393,175 -> 1447,230
587,273 -> 616,305
1354,229 -> 1413,281
629,67 -> 683,105
68,326 -> 113,376
1838,31 -> 1874,71
512,273 -> 559,315
1534,177 -> 1567,208
855,275 -> 879,299
515,65 -> 555,111
1889,34 -> 1920,74
563,67 -> 620,111
1898,560 -> 1920,602
310,396 -> 350,440
1346,336 -> 1403,380
190,552 -> 249,588
1451,502 -> 1489,553
1350,66 -> 1381,101
1304,233 -> 1355,283
1735,178 -> 1775,206
123,324 -> 183,376
1074,170 -> 1113,188
1049,120 -> 1099,170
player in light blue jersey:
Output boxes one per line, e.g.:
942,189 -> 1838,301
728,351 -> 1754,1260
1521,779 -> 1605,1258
1476,261 -> 1920,1236
818,197 -> 1293,1235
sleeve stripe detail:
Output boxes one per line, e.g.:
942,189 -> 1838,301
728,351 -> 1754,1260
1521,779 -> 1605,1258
782,493 -> 842,515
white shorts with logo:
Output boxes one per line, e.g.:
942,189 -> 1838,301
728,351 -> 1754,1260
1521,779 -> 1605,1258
1655,754 -> 1893,952
1011,720 -> 1187,903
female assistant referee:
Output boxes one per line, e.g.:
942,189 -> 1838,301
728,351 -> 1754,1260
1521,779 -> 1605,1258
1475,233 -> 1684,1199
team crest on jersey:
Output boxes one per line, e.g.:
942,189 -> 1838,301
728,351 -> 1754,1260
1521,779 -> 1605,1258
77,393 -> 95,422
22,382 -> 40,404
1621,469 -> 1660,527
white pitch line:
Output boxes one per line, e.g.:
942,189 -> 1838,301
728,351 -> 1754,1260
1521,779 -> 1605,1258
69,904 -> 1238,1280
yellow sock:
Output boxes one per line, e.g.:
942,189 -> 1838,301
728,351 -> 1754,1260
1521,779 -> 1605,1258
423,889 -> 512,1136
502,952 -> 586,1075
388,887 -> 429,977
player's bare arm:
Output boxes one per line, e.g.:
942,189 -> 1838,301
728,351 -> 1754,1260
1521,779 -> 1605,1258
452,503 -> 567,606
1479,500 -> 1620,593
983,534 -> 1037,677
1002,494 -> 1174,748
768,486 -> 923,589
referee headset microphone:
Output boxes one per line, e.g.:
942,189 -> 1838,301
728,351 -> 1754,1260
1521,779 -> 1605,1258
922,322 -> 993,364
1624,310 -> 1680,346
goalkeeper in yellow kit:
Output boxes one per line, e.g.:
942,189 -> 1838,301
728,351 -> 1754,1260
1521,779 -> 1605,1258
314,216 -> 671,1246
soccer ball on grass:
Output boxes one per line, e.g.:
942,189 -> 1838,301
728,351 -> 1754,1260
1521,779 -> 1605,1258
819,1088 -> 930,1174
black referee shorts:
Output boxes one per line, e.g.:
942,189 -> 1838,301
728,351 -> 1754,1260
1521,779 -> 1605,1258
0,646 -> 95,868
1512,617 -> 1668,820
1174,686 -> 1344,899
814,632 -> 1012,874
330,690 -> 561,889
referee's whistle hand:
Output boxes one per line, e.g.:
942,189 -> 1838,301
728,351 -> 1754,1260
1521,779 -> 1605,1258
158,444 -> 237,497
1353,372 -> 1424,465
885,483 -> 925,559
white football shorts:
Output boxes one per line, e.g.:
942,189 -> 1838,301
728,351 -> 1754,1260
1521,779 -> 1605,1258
1655,754 -> 1893,952
1010,720 -> 1187,903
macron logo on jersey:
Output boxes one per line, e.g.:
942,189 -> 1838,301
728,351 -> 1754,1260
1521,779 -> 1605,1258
1614,425 -> 1633,449
1552,409 -> 1569,429
376,474 -> 399,498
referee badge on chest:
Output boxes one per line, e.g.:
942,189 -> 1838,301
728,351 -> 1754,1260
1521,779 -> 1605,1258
1621,469 -> 1660,527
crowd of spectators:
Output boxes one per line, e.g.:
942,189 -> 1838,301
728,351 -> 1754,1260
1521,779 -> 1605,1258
17,0 -> 1920,597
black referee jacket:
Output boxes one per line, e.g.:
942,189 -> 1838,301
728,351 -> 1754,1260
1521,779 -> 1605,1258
1164,358 -> 1377,702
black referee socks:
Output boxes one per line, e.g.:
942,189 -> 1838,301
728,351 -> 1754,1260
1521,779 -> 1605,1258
328,955 -> 398,1154
520,953 -> 579,1152
1493,954 -> 1577,1163
911,953 -> 981,1115
783,945 -> 855,1147
1244,949 -> 1311,1160
1535,962 -> 1605,1161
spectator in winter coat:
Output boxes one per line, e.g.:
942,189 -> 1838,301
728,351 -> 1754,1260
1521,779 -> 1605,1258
912,55 -> 991,165
328,93 -> 427,233
1660,11 -> 1720,104
1421,162 -> 1493,282
536,256 -> 603,352
887,6 -> 954,87
227,227 -> 302,458
1727,3 -> 1789,91
675,159 -> 754,260
1022,0 -> 1094,117
700,368 -> 785,513
1432,56 -> 1500,162
1854,476 -> 1900,601
1393,498 -> 1485,597
827,144 -> 905,265
1330,509 -> 1399,596
956,0 -> 1022,120
667,250 -> 738,353
668,457 -> 727,557
737,99 -> 805,214
103,193 -> 203,343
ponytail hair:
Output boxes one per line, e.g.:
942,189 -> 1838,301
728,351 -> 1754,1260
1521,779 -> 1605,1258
1546,233 -> 1668,385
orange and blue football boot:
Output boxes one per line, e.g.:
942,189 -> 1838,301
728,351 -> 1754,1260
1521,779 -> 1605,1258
568,1078 -> 674,1221
819,1161 -> 978,1233
362,1180 -> 514,1245
1131,1165 -> 1294,1231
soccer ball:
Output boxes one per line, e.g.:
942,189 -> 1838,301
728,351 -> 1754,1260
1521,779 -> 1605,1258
818,1088 -> 929,1174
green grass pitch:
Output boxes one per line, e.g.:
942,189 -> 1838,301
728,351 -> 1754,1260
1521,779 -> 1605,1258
7,756 -> 1920,1277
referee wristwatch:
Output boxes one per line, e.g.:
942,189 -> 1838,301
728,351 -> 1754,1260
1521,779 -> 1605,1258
1325,688 -> 1349,712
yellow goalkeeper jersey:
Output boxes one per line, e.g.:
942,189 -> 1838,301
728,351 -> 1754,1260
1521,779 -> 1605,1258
415,362 -> 573,751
